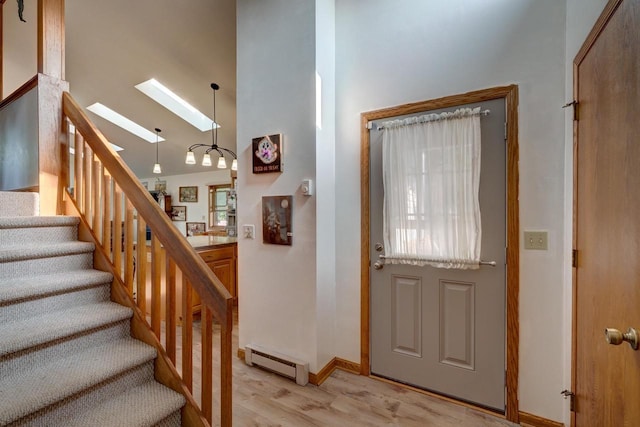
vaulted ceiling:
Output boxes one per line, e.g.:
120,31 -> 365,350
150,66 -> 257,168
65,0 -> 236,178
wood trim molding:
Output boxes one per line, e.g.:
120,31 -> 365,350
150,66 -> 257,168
0,75 -> 38,109
519,411 -> 565,427
573,0 -> 623,66
360,85 -> 520,423
309,358 -> 336,385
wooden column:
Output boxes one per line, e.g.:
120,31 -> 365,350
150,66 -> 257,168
36,0 -> 66,214
37,0 -> 64,79
1,1 -> 5,98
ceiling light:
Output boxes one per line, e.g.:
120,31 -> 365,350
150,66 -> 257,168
135,78 -> 218,132
87,103 -> 165,143
184,83 -> 236,170
153,128 -> 162,174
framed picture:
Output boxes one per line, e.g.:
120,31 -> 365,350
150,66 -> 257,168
179,186 -> 198,203
171,206 -> 186,222
262,195 -> 292,245
252,134 -> 283,173
154,180 -> 167,192
186,222 -> 206,236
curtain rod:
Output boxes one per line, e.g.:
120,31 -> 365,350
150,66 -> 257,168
368,109 -> 490,131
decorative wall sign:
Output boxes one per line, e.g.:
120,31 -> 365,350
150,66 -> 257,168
171,206 -> 186,222
252,134 -> 283,174
154,180 -> 167,192
262,195 -> 292,245
179,186 -> 198,202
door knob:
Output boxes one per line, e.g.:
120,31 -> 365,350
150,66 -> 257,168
373,261 -> 384,270
604,327 -> 639,350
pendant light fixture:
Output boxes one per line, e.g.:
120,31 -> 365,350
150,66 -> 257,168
185,83 -> 237,170
153,127 -> 162,174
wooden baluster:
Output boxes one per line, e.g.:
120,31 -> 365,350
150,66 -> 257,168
151,235 -> 162,339
124,200 -> 135,296
74,132 -> 83,208
136,217 -> 147,314
113,185 -> 123,279
202,306 -> 213,424
92,160 -> 101,238
83,145 -> 92,221
102,172 -> 112,258
166,258 -> 177,364
182,279 -> 193,392
220,303 -> 233,427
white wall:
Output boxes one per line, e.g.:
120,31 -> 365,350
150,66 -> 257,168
2,0 -> 37,97
334,0 -> 566,422
139,170 -> 231,236
562,0 -> 608,424
237,0 -> 320,369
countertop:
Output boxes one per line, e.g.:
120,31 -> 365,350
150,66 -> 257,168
186,235 -> 237,250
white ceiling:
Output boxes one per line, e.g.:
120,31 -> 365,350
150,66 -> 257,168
65,0 -> 237,178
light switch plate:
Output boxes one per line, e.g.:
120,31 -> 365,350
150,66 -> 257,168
524,231 -> 548,250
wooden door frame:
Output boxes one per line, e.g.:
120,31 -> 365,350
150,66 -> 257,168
571,1 -> 624,426
360,85 -> 520,423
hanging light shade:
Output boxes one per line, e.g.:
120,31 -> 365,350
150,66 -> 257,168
185,150 -> 196,165
184,83 -> 237,169
153,128 -> 162,174
217,156 -> 227,169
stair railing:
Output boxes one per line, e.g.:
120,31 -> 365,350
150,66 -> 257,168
61,92 -> 232,427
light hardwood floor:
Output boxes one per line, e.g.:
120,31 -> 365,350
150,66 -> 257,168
168,313 -> 518,427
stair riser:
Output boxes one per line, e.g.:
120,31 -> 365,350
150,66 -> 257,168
0,192 -> 39,217
13,362 -> 156,427
0,320 -> 131,378
0,253 -> 93,280
0,226 -> 78,247
156,411 -> 182,427
0,284 -> 111,324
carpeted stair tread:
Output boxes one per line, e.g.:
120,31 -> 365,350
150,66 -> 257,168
64,381 -> 186,427
0,215 -> 79,229
0,241 -> 95,263
0,338 -> 157,425
0,302 -> 133,357
0,269 -> 113,305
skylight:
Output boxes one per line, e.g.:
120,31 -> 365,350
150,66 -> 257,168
135,79 -> 219,132
86,103 -> 165,143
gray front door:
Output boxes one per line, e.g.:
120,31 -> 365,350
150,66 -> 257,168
370,97 -> 507,411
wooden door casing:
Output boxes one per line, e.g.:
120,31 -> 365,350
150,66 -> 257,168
573,0 -> 640,424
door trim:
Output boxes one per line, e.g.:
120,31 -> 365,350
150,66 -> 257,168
571,1 -> 624,426
360,85 -> 520,422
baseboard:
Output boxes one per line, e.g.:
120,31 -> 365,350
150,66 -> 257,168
519,411 -> 564,427
237,348 -> 361,386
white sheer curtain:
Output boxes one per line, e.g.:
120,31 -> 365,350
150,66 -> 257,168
382,107 -> 483,269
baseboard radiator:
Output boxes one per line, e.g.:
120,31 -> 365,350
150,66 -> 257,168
245,344 -> 309,386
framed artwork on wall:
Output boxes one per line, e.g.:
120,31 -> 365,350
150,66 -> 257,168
252,134 -> 283,173
179,186 -> 198,202
262,195 -> 292,245
186,222 -> 206,236
154,180 -> 167,192
171,206 -> 186,222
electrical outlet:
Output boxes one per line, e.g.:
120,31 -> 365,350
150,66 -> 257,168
243,224 -> 255,239
524,231 -> 548,250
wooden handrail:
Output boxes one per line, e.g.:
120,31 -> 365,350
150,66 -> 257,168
61,91 -> 233,426
62,92 -> 232,322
